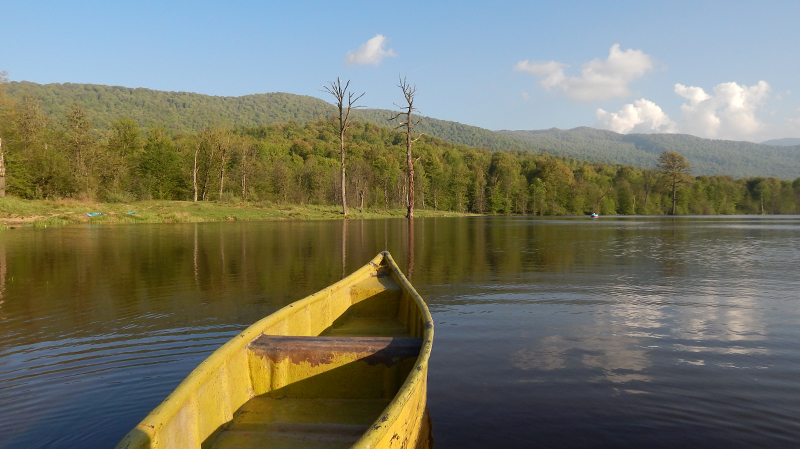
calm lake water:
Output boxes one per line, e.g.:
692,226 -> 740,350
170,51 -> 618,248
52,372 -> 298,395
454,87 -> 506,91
1,216 -> 800,448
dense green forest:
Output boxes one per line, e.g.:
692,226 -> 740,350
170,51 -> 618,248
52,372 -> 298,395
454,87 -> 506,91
6,81 -> 800,179
1,82 -> 799,215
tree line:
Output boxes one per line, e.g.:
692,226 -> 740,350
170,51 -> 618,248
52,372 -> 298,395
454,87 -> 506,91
7,80 -> 800,180
1,82 -> 798,216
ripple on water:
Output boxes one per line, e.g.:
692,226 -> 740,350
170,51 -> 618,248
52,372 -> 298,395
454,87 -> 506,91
0,324 -> 243,448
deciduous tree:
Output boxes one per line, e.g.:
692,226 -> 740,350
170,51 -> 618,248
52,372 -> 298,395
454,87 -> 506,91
390,77 -> 425,219
323,78 -> 364,216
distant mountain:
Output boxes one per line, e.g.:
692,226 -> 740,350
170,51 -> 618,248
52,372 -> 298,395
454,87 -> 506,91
762,138 -> 800,146
5,81 -> 333,132
5,81 -> 800,179
500,128 -> 800,180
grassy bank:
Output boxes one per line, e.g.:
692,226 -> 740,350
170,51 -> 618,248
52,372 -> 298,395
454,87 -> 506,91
0,197 -> 474,228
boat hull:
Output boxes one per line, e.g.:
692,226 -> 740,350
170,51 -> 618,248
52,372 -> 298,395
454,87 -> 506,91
115,252 -> 433,449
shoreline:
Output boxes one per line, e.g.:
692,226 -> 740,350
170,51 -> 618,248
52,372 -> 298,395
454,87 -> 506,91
0,197 -> 474,228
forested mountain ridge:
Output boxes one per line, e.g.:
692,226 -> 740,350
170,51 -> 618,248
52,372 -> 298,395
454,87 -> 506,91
5,81 -> 333,131
4,81 -> 531,150
5,81 -> 800,179
762,138 -> 800,146
501,128 -> 800,180
1,80 -> 798,216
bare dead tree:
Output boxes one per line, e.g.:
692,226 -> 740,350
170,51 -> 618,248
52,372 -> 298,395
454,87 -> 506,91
389,76 -> 425,219
217,132 -> 232,199
192,137 -> 202,202
0,73 -> 6,196
199,129 -> 218,201
323,78 -> 364,216
0,138 -> 5,197
241,142 -> 255,201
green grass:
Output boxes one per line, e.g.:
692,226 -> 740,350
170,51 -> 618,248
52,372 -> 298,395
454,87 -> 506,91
0,197 -> 473,227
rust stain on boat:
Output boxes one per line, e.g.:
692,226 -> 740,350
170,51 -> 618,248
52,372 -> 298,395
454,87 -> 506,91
249,335 -> 422,367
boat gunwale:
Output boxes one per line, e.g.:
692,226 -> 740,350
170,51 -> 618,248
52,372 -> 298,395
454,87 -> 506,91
118,253 -> 384,447
351,251 -> 434,448
117,251 -> 434,449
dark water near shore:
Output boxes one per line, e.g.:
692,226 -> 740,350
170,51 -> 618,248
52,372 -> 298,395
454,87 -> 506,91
1,216 -> 800,448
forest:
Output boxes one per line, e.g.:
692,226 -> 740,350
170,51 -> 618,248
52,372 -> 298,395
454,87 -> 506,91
1,83 -> 799,216
6,81 -> 800,180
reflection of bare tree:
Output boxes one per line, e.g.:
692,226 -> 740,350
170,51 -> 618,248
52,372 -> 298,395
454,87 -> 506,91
408,218 -> 415,280
241,223 -> 248,285
0,241 -> 6,320
342,219 -> 348,279
220,226 -> 226,277
193,223 -> 199,286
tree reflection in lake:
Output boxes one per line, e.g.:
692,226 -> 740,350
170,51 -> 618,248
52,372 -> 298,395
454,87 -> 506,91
1,216 -> 800,448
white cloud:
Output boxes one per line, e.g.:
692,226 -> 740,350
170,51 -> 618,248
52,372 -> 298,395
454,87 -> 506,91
521,91 -> 530,100
514,44 -> 654,102
344,34 -> 396,66
595,81 -> 773,140
596,99 -> 677,134
675,81 -> 770,139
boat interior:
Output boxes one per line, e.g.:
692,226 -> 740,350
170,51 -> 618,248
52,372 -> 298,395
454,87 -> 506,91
201,267 -> 424,449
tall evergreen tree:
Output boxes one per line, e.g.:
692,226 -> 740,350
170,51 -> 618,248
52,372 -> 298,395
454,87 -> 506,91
658,151 -> 691,215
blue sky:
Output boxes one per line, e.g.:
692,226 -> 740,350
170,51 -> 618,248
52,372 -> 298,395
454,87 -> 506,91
2,0 -> 799,141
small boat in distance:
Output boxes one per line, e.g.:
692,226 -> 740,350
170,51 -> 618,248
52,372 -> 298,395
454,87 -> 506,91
115,251 -> 434,449
591,213 -> 599,218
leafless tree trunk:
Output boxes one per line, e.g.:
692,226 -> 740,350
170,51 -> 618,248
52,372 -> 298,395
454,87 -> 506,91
193,139 -> 201,202
323,78 -> 364,216
390,77 -> 425,219
200,133 -> 217,201
0,138 -> 6,197
241,143 -> 252,200
384,180 -> 389,209
217,133 -> 231,199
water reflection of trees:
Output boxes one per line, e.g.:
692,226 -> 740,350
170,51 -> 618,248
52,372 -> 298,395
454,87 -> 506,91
0,217 -> 776,353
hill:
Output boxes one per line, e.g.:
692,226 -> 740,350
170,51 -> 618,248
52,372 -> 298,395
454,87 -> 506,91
762,138 -> 800,146
4,81 -> 533,150
5,81 -> 333,132
500,128 -> 800,180
5,81 -> 800,179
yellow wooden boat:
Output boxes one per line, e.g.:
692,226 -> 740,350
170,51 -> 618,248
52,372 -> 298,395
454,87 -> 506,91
115,251 -> 433,449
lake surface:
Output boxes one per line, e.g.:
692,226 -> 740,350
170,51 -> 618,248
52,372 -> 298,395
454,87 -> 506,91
1,216 -> 800,448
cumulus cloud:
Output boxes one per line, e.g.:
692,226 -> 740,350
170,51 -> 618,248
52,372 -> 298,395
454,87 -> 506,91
675,81 -> 770,139
595,81 -> 773,139
344,34 -> 396,66
514,44 -> 654,102
596,99 -> 677,134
